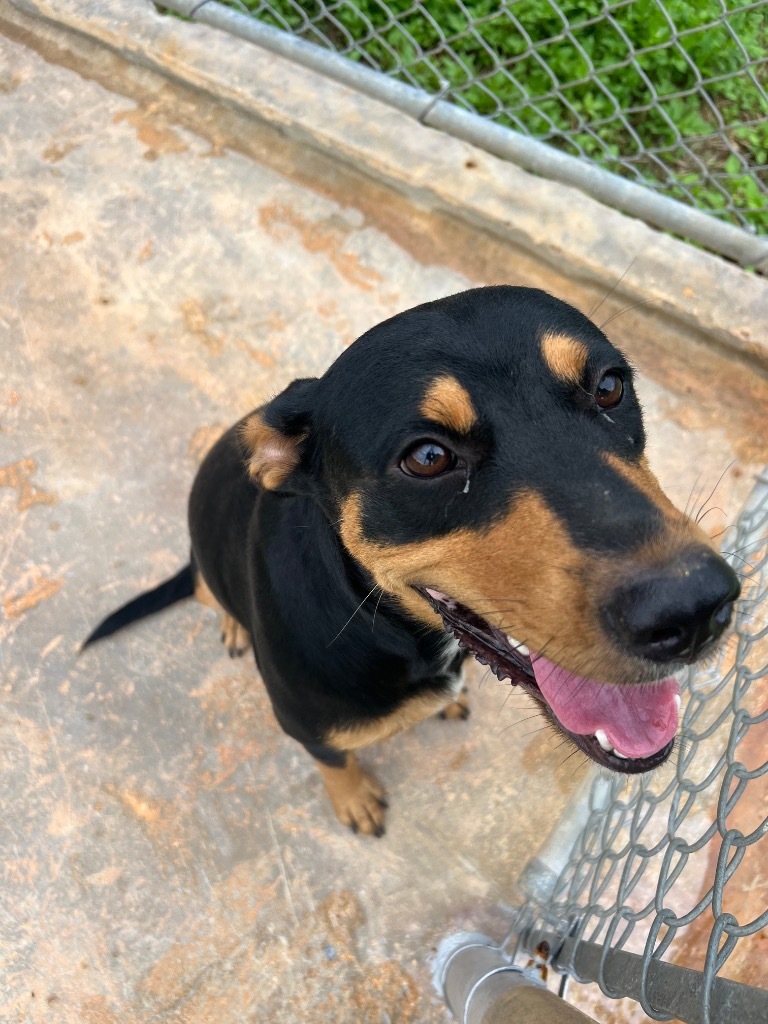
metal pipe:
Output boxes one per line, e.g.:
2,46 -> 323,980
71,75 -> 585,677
524,928 -> 768,1024
162,0 -> 434,119
515,769 -> 608,908
476,986 -> 602,1024
160,0 -> 768,270
434,932 -> 599,1023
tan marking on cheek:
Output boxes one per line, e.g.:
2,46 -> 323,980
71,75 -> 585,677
339,493 -> 443,629
540,332 -> 589,385
420,375 -> 477,434
240,411 -> 304,490
327,690 -> 454,751
340,490 -> 614,677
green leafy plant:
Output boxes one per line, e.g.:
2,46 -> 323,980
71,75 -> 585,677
224,0 -> 768,233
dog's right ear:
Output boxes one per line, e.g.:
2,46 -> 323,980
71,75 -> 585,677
240,377 -> 318,492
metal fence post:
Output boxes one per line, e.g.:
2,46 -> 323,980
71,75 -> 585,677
434,932 -> 599,1023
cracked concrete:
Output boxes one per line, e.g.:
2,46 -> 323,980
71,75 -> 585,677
1,11 -> 766,1024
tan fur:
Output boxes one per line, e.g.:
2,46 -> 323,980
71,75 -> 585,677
605,453 -> 680,513
193,571 -> 219,611
604,453 -> 716,561
541,333 -> 589,385
440,689 -> 471,720
316,755 -> 386,835
328,689 -> 459,751
420,375 -> 477,433
194,572 -> 250,656
221,616 -> 250,657
240,411 -> 304,490
339,480 -> 708,685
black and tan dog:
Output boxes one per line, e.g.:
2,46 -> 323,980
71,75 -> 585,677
83,286 -> 739,836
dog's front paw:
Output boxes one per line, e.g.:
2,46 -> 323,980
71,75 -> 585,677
439,686 -> 471,720
220,614 -> 250,658
319,757 -> 388,838
337,769 -> 388,838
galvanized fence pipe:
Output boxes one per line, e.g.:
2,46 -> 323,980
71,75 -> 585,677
435,471 -> 768,1023
159,0 -> 768,270
503,470 -> 768,1024
434,933 -> 600,1023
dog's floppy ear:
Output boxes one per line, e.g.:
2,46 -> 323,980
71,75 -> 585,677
240,377 -> 318,491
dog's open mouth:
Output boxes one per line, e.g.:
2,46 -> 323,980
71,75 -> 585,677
415,586 -> 679,774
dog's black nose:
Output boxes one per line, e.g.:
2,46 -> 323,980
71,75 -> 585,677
604,549 -> 740,663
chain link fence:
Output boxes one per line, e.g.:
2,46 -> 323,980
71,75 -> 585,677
501,470 -> 768,1023
166,0 -> 768,267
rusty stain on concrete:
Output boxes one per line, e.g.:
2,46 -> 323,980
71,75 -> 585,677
0,457 -> 56,510
253,890 -> 423,1023
3,574 -> 63,618
47,802 -> 82,837
106,786 -> 165,825
80,995 -> 119,1024
259,201 -> 384,292
233,336 -> 277,368
138,865 -> 284,1007
43,138 -> 80,162
449,747 -> 471,772
113,101 -> 188,161
187,423 -> 226,462
140,883 -> 423,1023
0,70 -> 21,93
40,633 -> 64,659
180,298 -> 224,355
136,238 -> 153,263
190,667 -> 282,783
84,865 -> 123,887
102,783 -> 194,871
3,857 -> 40,885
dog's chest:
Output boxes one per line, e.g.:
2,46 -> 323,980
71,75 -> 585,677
435,634 -> 463,690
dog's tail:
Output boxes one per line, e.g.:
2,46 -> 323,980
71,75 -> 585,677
81,564 -> 195,651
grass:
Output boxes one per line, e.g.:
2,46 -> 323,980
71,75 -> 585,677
222,0 -> 768,235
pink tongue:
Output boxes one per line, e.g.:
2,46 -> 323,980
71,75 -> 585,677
531,656 -> 679,758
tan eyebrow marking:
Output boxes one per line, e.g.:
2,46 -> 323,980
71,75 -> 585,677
541,332 -> 589,385
419,375 -> 477,434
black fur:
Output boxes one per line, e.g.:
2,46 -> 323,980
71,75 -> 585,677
81,563 -> 194,649
188,429 -> 461,750
83,286 -> 738,827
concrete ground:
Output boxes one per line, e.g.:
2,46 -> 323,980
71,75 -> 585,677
1,16 -> 766,1024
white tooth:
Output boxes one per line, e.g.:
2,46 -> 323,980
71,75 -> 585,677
595,729 -> 613,752
506,636 -> 530,656
613,750 -> 629,759
674,694 -> 681,711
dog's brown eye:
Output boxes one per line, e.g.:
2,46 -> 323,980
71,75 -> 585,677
401,441 -> 455,478
595,372 -> 623,409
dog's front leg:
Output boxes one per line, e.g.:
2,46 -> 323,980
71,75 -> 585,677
193,568 -> 250,658
306,744 -> 388,837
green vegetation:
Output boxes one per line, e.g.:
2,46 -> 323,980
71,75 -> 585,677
226,0 -> 768,233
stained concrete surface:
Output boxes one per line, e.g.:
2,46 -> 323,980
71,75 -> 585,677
0,24 -> 766,1024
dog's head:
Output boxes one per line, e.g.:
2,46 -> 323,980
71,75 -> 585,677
242,287 -> 739,773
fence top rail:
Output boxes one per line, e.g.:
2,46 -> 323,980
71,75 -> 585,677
164,0 -> 768,269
